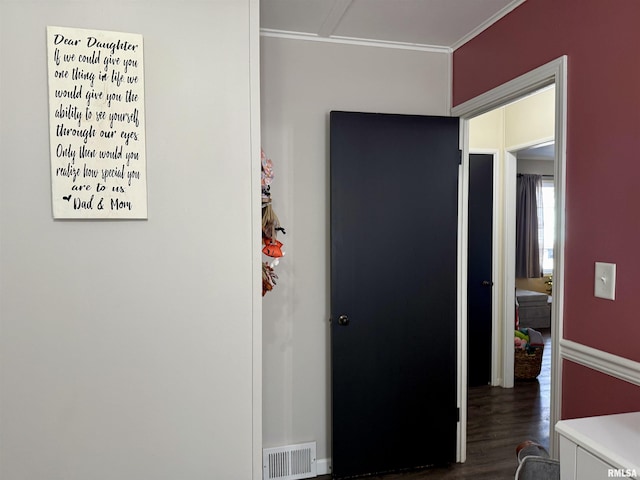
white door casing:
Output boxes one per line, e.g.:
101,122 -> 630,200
452,56 -> 568,461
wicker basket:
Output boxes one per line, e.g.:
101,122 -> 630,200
514,346 -> 543,380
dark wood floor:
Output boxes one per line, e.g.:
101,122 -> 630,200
320,329 -> 551,480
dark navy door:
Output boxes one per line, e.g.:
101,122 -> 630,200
467,153 -> 494,387
330,112 -> 459,478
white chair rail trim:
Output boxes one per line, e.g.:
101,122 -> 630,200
560,339 -> 640,387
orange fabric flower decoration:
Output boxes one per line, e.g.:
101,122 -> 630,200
262,238 -> 284,258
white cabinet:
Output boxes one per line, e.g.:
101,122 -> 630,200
556,412 -> 640,480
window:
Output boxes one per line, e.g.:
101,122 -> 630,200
540,179 -> 555,274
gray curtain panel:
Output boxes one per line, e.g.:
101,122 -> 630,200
516,174 -> 542,278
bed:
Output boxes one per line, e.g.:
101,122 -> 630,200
516,289 -> 551,329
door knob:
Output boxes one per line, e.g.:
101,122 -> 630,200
481,280 -> 493,287
337,314 -> 350,326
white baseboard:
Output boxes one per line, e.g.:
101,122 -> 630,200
316,458 -> 331,476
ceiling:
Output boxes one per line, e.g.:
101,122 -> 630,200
260,0 -> 525,51
517,143 -> 555,161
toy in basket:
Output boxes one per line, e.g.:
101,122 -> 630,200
514,328 -> 544,380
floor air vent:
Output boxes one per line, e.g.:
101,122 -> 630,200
263,442 -> 317,480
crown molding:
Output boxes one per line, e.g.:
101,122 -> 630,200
451,0 -> 527,51
260,0 -> 525,54
260,28 -> 451,54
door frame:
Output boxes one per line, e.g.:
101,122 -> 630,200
452,56 -> 567,462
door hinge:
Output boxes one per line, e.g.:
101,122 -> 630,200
458,150 -> 462,165
456,407 -> 460,422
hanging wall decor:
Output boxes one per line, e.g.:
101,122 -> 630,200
261,149 -> 286,296
46,26 -> 147,219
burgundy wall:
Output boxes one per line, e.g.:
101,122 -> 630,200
562,361 -> 640,419
454,0 -> 640,417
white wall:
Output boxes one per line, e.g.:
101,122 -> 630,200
469,108 -> 505,150
470,85 -> 555,152
0,1 -> 262,479
504,86 -> 555,150
260,36 -> 450,469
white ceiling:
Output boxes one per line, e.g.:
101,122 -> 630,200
260,0 -> 525,50
517,143 -> 555,161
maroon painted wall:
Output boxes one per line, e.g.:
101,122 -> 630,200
562,360 -> 640,419
454,0 -> 640,418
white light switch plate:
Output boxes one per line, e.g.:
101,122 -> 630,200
594,262 -> 616,300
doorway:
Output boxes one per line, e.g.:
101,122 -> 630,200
452,56 -> 567,461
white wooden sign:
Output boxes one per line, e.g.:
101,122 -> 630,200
47,26 -> 147,219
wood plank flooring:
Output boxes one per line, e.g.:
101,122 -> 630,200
320,329 -> 551,480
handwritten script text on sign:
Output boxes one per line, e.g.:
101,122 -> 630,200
47,26 -> 147,219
